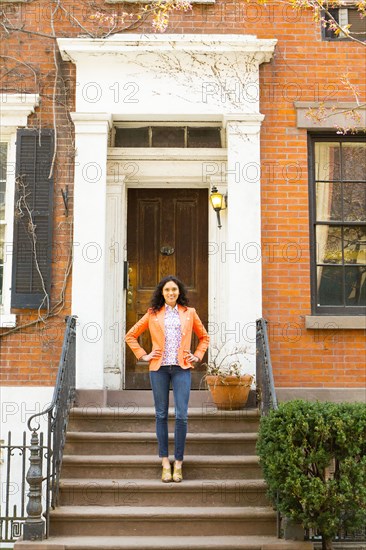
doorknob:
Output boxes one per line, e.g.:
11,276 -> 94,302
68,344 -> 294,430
160,246 -> 175,256
127,287 -> 133,305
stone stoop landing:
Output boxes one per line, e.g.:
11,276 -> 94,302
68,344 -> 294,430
15,391 -> 313,550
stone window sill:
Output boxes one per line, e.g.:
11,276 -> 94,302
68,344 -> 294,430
105,0 -> 215,3
305,315 -> 366,330
0,312 -> 16,328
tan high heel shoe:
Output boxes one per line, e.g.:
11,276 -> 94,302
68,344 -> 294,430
161,464 -> 172,483
173,462 -> 183,482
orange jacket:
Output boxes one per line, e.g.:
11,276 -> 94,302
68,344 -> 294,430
125,305 -> 210,371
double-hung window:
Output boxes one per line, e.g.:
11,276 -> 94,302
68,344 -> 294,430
309,135 -> 366,315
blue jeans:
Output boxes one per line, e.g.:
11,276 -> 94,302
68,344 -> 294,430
149,365 -> 191,461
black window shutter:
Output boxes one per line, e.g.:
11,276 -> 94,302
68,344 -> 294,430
11,129 -> 54,309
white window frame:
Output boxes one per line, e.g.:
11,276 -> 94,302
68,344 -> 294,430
0,134 -> 16,326
0,94 -> 39,327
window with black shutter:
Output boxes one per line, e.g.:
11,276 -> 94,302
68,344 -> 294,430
11,129 -> 54,309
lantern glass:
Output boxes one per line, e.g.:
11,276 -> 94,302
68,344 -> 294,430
210,192 -> 223,211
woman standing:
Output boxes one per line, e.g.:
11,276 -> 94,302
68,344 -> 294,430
125,275 -> 209,483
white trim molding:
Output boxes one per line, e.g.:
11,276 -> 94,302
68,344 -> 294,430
0,93 -> 39,129
58,34 -> 277,58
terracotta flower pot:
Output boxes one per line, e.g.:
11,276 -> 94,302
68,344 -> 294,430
206,374 -> 254,410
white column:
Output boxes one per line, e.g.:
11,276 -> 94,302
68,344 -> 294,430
71,113 -> 112,389
223,114 -> 264,375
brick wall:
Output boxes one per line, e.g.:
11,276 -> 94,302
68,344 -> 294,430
0,0 -> 364,387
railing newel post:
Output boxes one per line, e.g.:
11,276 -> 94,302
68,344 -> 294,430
23,429 -> 45,541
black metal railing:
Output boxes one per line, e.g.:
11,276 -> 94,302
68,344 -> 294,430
256,317 -> 282,538
0,431 -> 47,543
306,524 -> 366,544
0,315 -> 77,543
256,317 -> 278,415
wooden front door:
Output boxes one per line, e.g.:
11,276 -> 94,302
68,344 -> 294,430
125,188 -> 208,389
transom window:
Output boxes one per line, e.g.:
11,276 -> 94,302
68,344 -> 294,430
309,135 -> 366,314
0,142 -> 7,306
114,125 -> 222,148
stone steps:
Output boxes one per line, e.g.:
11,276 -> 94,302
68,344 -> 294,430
64,431 -> 258,455
58,478 -> 269,506
14,402 -> 313,550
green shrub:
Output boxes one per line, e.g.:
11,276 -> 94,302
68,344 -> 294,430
257,400 -> 366,550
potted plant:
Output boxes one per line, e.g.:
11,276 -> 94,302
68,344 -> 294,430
202,343 -> 255,410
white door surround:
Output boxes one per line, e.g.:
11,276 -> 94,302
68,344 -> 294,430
57,34 -> 277,390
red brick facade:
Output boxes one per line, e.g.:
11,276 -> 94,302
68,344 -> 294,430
0,0 -> 365,388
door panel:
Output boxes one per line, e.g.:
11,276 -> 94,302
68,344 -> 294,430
126,188 -> 208,389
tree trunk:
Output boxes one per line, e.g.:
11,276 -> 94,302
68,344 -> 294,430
321,535 -> 333,550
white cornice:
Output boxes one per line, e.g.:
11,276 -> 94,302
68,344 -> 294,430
57,34 -> 277,63
0,94 -> 40,128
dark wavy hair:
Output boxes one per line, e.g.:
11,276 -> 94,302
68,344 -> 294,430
150,275 -> 189,313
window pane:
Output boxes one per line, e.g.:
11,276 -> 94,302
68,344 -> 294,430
343,226 -> 366,264
314,142 -> 340,181
188,127 -> 221,148
323,8 -> 339,39
317,266 -> 343,305
0,181 -> 5,222
342,143 -> 366,181
343,182 -> 366,222
0,224 -> 4,305
347,9 -> 366,41
316,181 -> 342,221
152,127 -> 185,147
115,127 -> 149,147
0,143 -> 7,181
316,225 -> 342,264
345,266 -> 366,305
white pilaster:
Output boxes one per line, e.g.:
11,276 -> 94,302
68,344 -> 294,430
71,112 -> 112,389
223,114 -> 264,375
104,176 -> 126,390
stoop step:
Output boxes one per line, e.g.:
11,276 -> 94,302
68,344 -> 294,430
58,477 -> 269,506
49,505 -> 277,537
68,406 -> 260,433
15,535 -> 314,550
61,454 -> 262,480
64,430 -> 258,455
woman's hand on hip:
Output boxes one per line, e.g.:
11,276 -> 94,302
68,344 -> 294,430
184,350 -> 199,363
141,350 -> 162,362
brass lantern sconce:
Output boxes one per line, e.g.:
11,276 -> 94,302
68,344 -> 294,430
210,185 -> 227,229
